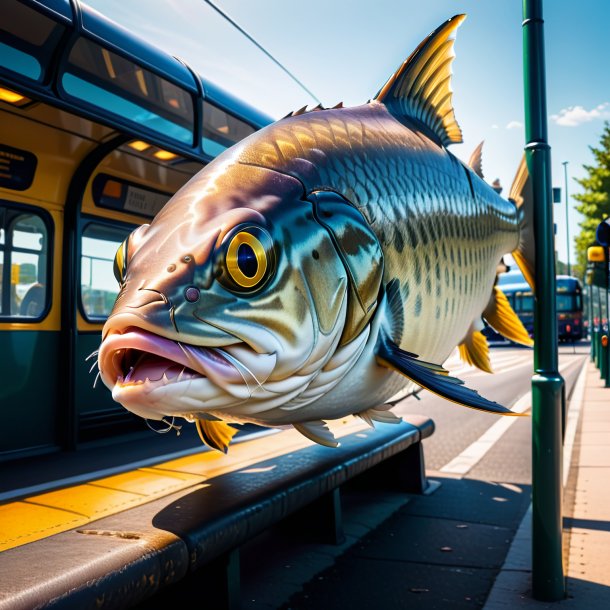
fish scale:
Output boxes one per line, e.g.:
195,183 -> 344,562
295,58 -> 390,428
99,15 -> 535,451
234,103 -> 519,364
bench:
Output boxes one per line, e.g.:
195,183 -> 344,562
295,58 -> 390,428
0,414 -> 434,610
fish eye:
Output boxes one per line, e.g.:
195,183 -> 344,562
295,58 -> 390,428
220,226 -> 274,292
113,238 -> 129,287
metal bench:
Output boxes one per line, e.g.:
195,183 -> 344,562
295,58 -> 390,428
0,414 -> 434,610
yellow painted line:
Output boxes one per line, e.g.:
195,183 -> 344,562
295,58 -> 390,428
0,417 -> 373,552
0,502 -> 88,550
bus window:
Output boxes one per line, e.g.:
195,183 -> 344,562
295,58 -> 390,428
0,0 -> 67,82
557,294 -> 580,313
81,223 -> 130,320
202,100 -> 256,157
0,207 -> 50,319
518,294 -> 534,313
61,38 -> 194,145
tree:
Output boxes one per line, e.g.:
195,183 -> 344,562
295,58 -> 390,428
573,122 -> 610,277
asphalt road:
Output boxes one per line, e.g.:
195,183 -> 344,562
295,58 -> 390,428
237,342 -> 589,610
396,343 -> 588,477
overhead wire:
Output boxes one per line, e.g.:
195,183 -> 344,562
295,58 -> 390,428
203,0 -> 322,105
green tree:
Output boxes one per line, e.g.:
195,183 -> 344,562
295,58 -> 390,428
573,122 -> 610,277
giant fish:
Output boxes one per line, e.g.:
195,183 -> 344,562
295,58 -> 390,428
98,15 -> 534,451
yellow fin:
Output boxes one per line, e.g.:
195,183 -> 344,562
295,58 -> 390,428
484,286 -> 534,347
375,15 -> 466,146
195,419 -> 237,453
509,155 -> 535,291
458,328 -> 493,373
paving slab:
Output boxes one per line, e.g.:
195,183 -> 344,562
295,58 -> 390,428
352,514 -> 511,569
403,477 -> 531,530
281,557 -> 496,610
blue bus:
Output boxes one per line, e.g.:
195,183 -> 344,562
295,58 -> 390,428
486,272 -> 584,343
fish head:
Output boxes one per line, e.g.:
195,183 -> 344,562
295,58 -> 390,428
98,161 -> 382,424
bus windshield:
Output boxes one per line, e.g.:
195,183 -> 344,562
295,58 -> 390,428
557,294 -> 582,313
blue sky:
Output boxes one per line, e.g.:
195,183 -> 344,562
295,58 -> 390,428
86,0 -> 610,268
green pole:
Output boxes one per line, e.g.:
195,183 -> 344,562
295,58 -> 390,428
589,282 -> 594,361
522,0 -> 566,600
604,277 -> 610,385
563,161 -> 571,277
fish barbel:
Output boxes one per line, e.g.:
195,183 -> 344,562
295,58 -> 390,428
98,15 -> 535,451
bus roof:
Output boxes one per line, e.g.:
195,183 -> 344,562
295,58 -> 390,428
0,0 -> 274,161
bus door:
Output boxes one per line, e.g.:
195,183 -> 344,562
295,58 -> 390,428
0,102 -> 116,458
74,146 -> 202,443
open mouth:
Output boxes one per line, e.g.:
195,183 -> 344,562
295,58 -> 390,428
98,327 -> 245,394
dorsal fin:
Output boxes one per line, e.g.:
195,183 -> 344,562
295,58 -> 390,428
375,14 -> 466,147
509,155 -> 535,290
468,141 -> 484,179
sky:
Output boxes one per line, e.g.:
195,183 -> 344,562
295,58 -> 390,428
85,0 -> 610,269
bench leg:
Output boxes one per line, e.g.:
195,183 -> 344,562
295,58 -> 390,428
357,442 -> 436,494
397,441 -> 429,494
202,548 -> 241,610
306,487 -> 346,545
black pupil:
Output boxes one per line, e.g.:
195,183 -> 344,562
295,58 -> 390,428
237,243 -> 258,278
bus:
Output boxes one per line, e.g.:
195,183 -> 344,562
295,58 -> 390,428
0,0 -> 272,461
487,272 -> 584,343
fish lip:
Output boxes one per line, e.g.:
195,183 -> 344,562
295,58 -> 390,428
98,326 -> 244,393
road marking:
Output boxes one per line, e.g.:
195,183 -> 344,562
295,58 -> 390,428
440,359 -> 577,475
446,354 -> 531,378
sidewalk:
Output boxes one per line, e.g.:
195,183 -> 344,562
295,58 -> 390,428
486,360 -> 610,607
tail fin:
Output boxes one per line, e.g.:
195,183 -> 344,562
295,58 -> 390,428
509,155 -> 535,290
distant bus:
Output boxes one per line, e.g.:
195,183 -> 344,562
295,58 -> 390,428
485,273 -> 584,342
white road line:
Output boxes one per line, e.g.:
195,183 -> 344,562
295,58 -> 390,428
440,359 -> 576,476
446,354 -> 531,377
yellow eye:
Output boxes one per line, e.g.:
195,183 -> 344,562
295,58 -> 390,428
113,239 -> 128,286
226,231 -> 268,288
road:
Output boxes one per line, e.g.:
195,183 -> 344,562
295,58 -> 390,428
396,343 -> 587,480
238,342 -> 589,609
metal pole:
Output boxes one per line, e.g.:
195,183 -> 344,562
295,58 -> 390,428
563,161 -> 571,276
522,0 -> 566,600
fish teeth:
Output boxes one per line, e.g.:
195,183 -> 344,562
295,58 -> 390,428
162,373 -> 170,385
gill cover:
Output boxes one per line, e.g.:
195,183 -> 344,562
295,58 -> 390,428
307,191 -> 384,345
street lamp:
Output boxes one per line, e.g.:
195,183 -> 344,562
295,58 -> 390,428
563,161 -> 571,276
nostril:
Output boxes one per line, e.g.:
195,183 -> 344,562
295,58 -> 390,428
185,286 -> 200,303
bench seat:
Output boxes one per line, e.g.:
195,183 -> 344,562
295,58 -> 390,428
0,415 -> 434,610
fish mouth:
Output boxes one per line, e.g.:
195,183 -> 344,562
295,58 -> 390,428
98,327 -> 268,420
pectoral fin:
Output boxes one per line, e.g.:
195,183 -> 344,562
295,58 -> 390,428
293,421 -> 339,448
484,286 -> 534,346
376,333 -> 521,416
195,419 -> 237,453
459,327 -> 493,373
357,407 -> 403,427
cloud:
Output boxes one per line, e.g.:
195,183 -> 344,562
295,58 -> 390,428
506,120 -> 524,130
491,124 -> 499,129
551,102 -> 610,127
